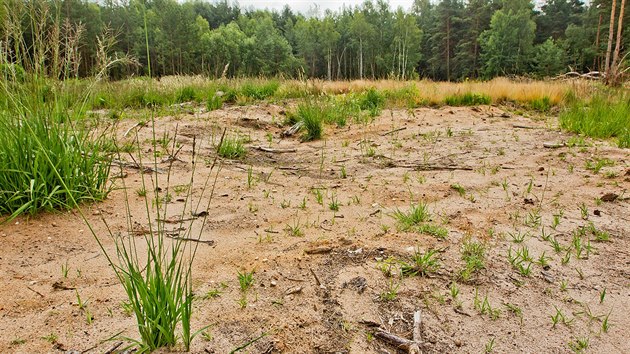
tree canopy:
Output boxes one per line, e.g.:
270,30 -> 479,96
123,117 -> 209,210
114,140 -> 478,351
1,0 -> 627,81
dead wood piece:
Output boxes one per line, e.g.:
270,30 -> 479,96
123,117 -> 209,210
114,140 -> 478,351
27,286 -> 44,298
253,146 -> 297,153
543,142 -> 566,148
157,216 -> 198,224
309,268 -> 326,290
123,121 -> 146,137
553,71 -> 602,80
601,193 -> 619,202
453,307 -> 472,317
381,127 -> 407,136
112,159 -> 164,174
285,286 -> 303,295
165,235 -> 215,246
282,121 -> 303,137
52,281 -> 75,291
304,246 -> 333,255
395,163 -> 474,171
512,124 -> 543,130
104,342 -> 123,354
413,310 -> 422,345
374,330 -> 421,354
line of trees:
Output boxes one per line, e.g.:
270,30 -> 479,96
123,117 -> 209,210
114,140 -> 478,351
1,0 -> 628,81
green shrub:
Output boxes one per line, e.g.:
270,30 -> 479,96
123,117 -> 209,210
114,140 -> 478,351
530,96 -> 552,112
175,86 -> 198,103
358,88 -> 385,116
240,81 -> 280,100
142,90 -> 168,107
0,81 -> 111,220
218,135 -> 246,159
295,102 -> 324,141
206,93 -> 223,111
444,92 -> 491,106
560,94 -> 630,148
0,63 -> 26,82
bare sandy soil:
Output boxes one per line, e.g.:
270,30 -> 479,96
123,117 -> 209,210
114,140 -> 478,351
1,104 -> 629,354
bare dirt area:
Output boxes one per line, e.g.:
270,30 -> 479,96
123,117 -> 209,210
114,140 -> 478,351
1,104 -> 629,353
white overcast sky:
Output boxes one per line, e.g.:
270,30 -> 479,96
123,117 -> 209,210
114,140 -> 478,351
236,0 -> 415,14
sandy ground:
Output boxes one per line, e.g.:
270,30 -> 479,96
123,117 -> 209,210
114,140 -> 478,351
1,103 -> 629,354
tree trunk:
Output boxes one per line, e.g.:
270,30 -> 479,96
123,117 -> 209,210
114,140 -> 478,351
604,0 -> 617,75
594,14 -> 602,70
446,16 -> 451,82
610,0 -> 626,82
360,40 -> 364,80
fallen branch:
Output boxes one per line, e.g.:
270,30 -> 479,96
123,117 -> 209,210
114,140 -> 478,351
374,310 -> 423,354
253,146 -> 297,153
304,246 -> 333,255
282,121 -> 303,137
393,163 -> 474,171
123,121 -> 147,137
112,159 -> 165,174
512,124 -> 543,130
543,142 -> 566,149
381,127 -> 407,136
309,268 -> 326,290
374,329 -> 421,354
26,286 -> 44,298
165,235 -> 215,246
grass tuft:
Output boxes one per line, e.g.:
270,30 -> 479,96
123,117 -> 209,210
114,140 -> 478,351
392,202 -> 431,231
444,92 -> 491,106
560,94 -> 630,148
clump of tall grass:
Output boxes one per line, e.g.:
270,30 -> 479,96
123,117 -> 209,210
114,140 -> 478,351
0,1 -> 112,220
175,86 -> 201,103
218,134 -> 246,158
239,80 -> 279,100
3,2 -> 210,351
358,87 -> 385,116
102,127 -> 217,352
560,94 -> 630,148
295,102 -> 324,141
530,96 -> 552,113
444,92 -> 492,106
0,94 -> 111,219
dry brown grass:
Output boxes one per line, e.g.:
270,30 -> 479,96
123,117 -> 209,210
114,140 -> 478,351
96,76 -> 599,109
316,77 -> 597,105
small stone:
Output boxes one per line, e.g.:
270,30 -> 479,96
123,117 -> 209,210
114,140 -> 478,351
52,222 -> 58,227
454,339 -> 462,347
270,281 -> 277,287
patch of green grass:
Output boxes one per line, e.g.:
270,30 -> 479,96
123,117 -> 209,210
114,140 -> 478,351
175,86 -> 199,103
358,88 -> 385,116
585,158 -> 614,174
459,240 -> 486,281
444,92 -> 491,106
450,183 -> 466,197
206,93 -> 223,111
240,80 -> 279,100
218,135 -> 246,159
0,82 -> 111,221
379,279 -> 400,301
530,96 -> 552,113
294,101 -> 324,141
400,248 -> 440,277
417,224 -> 448,239
560,94 -> 630,148
237,270 -> 255,292
392,202 -> 431,231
